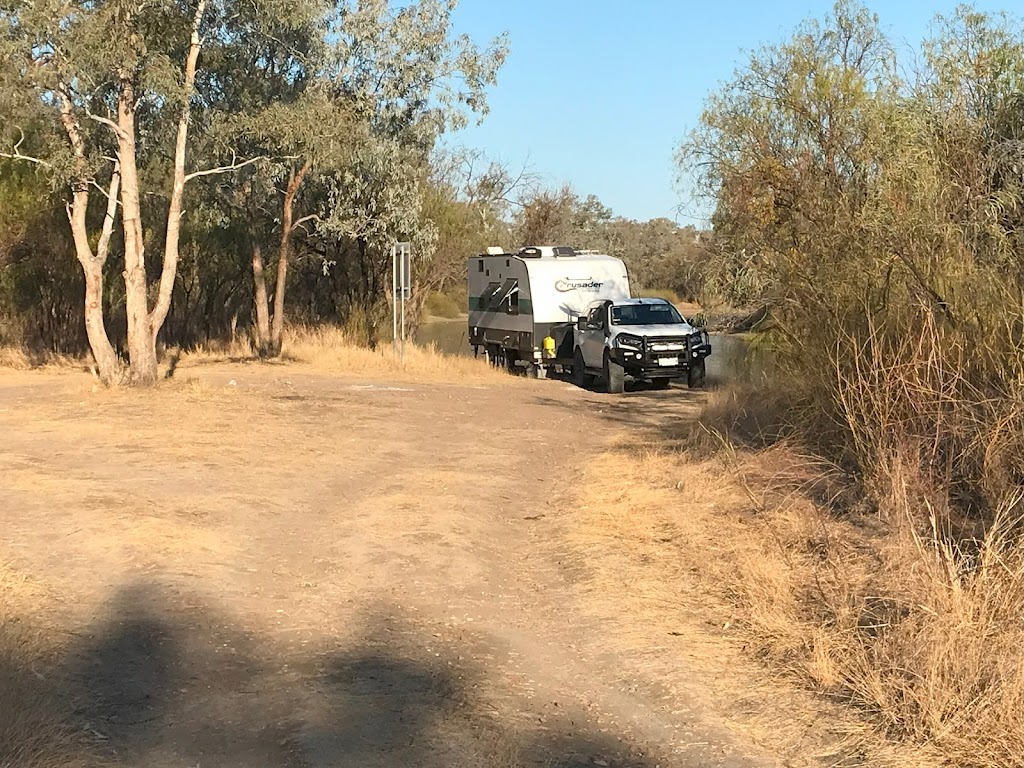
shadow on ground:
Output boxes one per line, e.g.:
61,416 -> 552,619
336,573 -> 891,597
6,581 -> 666,768
532,381 -> 708,454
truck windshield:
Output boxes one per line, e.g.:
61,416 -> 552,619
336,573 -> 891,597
611,303 -> 685,326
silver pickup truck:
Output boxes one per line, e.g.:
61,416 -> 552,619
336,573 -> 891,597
571,297 -> 712,393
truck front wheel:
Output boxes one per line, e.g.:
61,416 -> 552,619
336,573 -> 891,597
604,352 -> 625,394
687,359 -> 706,389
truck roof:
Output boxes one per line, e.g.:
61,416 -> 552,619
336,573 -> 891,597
609,297 -> 673,306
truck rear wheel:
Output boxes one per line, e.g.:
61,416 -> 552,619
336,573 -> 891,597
603,352 -> 625,394
687,359 -> 706,389
572,347 -> 593,389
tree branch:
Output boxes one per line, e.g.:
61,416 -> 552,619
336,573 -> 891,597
56,83 -> 87,166
89,178 -> 122,203
0,150 -> 53,169
87,111 -> 130,140
184,154 -> 267,182
96,161 -> 122,262
0,128 -> 55,169
291,213 -> 320,232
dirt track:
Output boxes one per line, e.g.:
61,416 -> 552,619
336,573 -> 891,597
1,363 -> 781,767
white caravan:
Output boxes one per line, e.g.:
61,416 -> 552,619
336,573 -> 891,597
467,245 -> 630,374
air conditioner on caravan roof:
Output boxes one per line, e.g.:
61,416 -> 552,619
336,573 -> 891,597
518,246 -> 577,258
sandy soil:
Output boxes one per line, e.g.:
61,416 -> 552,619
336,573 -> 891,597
1,362 -> 784,768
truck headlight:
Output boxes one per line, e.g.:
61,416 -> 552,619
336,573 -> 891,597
614,334 -> 643,350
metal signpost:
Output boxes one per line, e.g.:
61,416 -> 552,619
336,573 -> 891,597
391,242 -> 412,362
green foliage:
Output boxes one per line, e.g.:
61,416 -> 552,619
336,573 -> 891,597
511,188 -> 715,302
684,0 -> 1024,521
683,8 -> 1024,760
0,0 -> 509,354
423,291 -> 462,319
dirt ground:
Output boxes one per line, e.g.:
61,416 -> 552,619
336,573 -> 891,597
1,362 -> 792,768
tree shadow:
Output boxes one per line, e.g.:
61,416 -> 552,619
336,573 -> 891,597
68,582 -> 299,767
42,582 -> 667,767
306,610 -> 666,768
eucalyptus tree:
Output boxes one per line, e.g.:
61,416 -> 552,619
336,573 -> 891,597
300,0 -> 507,348
0,0 -> 326,383
201,0 -> 508,355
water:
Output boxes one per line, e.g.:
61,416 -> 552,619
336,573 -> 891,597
417,318 -> 759,381
416,318 -> 473,356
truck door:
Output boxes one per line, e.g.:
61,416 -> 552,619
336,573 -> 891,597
581,302 -> 608,367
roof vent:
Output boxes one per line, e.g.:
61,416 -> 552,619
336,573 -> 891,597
486,246 -> 504,255
519,246 -> 543,258
552,246 -> 576,258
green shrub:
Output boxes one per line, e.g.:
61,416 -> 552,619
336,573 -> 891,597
423,291 -> 462,319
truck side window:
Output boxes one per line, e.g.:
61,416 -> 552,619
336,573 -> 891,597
587,305 -> 605,329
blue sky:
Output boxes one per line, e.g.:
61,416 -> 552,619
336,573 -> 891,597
448,0 -> 1017,224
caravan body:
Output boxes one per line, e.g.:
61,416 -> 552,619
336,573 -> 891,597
467,246 -> 631,367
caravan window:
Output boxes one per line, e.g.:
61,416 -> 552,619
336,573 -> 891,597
479,281 -> 501,311
492,278 -> 519,315
478,261 -> 484,272
480,278 -> 519,314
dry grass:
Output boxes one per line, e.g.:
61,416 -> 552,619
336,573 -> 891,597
0,346 -> 86,371
179,325 -> 511,384
0,345 -> 31,369
0,563 -> 105,768
635,287 -> 684,305
570,381 -> 1024,767
3,325 -> 506,385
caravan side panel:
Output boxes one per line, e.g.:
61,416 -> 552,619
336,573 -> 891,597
524,257 -> 631,324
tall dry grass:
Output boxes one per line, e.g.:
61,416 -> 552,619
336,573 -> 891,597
285,326 -> 509,382
0,346 -> 84,371
0,564 -> 105,768
671,308 -> 1024,766
180,324 -> 510,384
574,423 -> 1024,766
574,292 -> 1024,764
